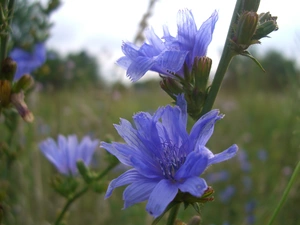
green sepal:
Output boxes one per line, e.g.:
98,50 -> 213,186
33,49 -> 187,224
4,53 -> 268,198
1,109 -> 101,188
240,50 -> 265,72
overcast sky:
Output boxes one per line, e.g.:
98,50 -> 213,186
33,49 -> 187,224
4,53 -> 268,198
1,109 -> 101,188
46,0 -> 300,83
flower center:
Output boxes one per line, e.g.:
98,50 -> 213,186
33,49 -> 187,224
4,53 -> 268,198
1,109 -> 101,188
155,141 -> 186,180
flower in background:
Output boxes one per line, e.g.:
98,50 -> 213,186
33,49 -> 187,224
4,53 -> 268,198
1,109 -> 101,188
39,135 -> 99,176
257,148 -> 267,161
9,43 -> 46,80
117,9 -> 218,82
237,149 -> 252,172
219,185 -> 236,203
205,171 -> 230,184
102,95 -> 238,218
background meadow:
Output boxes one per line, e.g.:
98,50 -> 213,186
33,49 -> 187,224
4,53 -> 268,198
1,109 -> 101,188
1,0 -> 300,224
1,51 -> 300,224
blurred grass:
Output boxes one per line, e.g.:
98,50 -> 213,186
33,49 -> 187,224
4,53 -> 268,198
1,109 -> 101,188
2,79 -> 300,225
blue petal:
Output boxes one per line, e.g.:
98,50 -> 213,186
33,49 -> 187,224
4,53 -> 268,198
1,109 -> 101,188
116,56 -> 132,69
160,105 -> 188,148
189,110 -> 223,150
114,118 -> 148,153
39,138 -> 65,173
208,144 -> 238,166
144,27 -> 165,52
66,135 -> 79,175
177,176 -> 207,197
140,43 -> 161,57
192,10 -> 218,59
105,169 -> 144,198
130,155 -> 163,179
133,112 -> 161,153
146,179 -> 178,218
77,136 -> 98,166
101,142 -> 134,166
127,56 -> 155,82
121,41 -> 140,59
177,9 -> 197,51
175,94 -> 187,128
123,179 -> 158,208
175,150 -> 208,180
155,50 -> 188,73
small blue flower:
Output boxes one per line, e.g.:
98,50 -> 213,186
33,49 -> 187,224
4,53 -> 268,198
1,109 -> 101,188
219,185 -> 236,203
205,171 -> 230,184
117,9 -> 218,82
102,95 -> 238,218
39,135 -> 99,176
9,43 -> 46,80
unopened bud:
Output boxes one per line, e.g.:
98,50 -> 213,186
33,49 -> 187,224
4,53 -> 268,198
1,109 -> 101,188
160,77 -> 183,100
77,161 -> 93,183
235,11 -> 258,46
13,74 -> 34,92
253,12 -> 278,40
0,80 -> 12,107
193,57 -> 212,92
1,57 -> 17,81
10,91 -> 34,122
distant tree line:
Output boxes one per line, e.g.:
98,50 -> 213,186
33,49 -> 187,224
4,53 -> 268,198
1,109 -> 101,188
224,50 -> 299,91
34,50 -> 103,89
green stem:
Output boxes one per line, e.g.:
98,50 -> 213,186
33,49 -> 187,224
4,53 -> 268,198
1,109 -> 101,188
200,0 -> 243,116
166,204 -> 180,225
0,0 -> 14,65
266,160 -> 300,225
54,186 -> 88,225
54,163 -> 116,225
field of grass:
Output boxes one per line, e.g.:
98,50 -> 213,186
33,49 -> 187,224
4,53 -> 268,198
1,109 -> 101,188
1,79 -> 300,225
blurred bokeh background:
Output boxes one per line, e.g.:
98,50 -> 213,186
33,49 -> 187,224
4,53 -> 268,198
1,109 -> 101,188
1,0 -> 300,224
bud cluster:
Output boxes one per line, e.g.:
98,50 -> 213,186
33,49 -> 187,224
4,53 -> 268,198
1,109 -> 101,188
231,10 -> 278,53
160,57 -> 212,120
0,57 -> 35,122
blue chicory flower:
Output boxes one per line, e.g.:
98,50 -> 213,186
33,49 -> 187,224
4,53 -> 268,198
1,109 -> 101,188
117,9 -> 218,82
9,43 -> 46,80
102,95 -> 238,218
219,185 -> 236,203
39,134 -> 99,176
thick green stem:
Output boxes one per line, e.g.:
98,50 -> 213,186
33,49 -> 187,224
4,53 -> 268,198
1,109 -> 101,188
200,0 -> 243,116
166,203 -> 180,225
266,161 -> 300,225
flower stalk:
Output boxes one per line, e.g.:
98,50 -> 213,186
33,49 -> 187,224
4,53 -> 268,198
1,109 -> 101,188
266,160 -> 300,225
200,0 -> 244,116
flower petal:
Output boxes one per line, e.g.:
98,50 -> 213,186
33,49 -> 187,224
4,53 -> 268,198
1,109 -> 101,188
144,27 -> 165,52
101,142 -> 135,166
177,176 -> 207,197
177,9 -> 197,51
192,10 -> 218,58
189,109 -> 223,150
114,118 -> 147,153
105,169 -> 144,198
123,179 -> 158,208
155,50 -> 188,73
127,56 -> 155,82
116,56 -> 132,70
160,105 -> 188,147
121,41 -> 139,59
176,94 -> 188,127
146,179 -> 178,218
208,144 -> 238,166
175,149 -> 208,180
